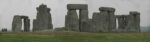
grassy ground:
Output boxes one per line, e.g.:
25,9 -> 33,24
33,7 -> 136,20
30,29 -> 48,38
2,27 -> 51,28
0,32 -> 150,42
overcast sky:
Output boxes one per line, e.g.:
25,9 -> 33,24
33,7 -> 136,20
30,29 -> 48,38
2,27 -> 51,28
0,0 -> 150,30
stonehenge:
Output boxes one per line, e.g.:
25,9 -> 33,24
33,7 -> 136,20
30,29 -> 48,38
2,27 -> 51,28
65,4 -> 140,32
33,4 -> 53,31
12,15 -> 30,32
11,4 -> 140,32
128,11 -> 140,32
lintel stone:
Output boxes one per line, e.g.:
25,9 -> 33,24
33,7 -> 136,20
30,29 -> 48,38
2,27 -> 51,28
67,4 -> 88,10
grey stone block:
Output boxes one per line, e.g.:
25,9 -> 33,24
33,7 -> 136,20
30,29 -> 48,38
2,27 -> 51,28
12,15 -> 22,32
79,10 -> 89,32
116,15 -> 129,32
65,10 -> 79,32
67,4 -> 88,10
65,4 -> 89,32
33,4 -> 53,31
128,11 -> 140,32
116,11 -> 140,32
99,7 -> 115,12
12,15 -> 30,32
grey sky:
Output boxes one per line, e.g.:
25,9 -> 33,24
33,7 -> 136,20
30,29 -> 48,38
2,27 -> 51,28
0,0 -> 150,30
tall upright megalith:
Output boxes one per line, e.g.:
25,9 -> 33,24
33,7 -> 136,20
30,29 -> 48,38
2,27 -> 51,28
22,16 -> 30,32
65,4 -> 89,32
92,12 -> 109,32
92,7 -> 116,32
65,9 -> 79,31
12,15 -> 22,32
116,15 -> 129,32
127,11 -> 140,32
33,19 -> 38,31
33,4 -> 53,31
107,8 -> 116,32
79,9 -> 89,32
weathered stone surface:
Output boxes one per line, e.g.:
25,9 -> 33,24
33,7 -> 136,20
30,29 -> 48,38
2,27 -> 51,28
90,7 -> 116,32
33,4 -> 53,31
99,7 -> 116,32
67,4 -> 88,10
92,12 -> 99,32
127,11 -> 140,32
65,4 -> 89,32
99,7 -> 115,12
65,4 -> 140,32
79,10 -> 89,22
79,10 -> 89,32
116,15 -> 129,32
116,11 -> 140,32
21,16 -> 30,32
92,12 -> 109,32
86,19 -> 95,32
12,15 -> 30,32
107,7 -> 116,32
33,19 -> 38,32
24,18 -> 30,32
12,15 -> 22,32
65,9 -> 79,32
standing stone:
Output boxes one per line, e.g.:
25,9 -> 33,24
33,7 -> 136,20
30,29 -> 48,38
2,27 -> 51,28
97,7 -> 116,32
12,15 -> 30,32
89,7 -> 116,32
24,17 -> 30,32
79,9 -> 89,32
12,15 -> 22,32
79,10 -> 89,21
21,16 -> 30,32
127,11 -> 140,32
92,11 -> 109,32
92,12 -> 99,32
116,15 -> 129,32
116,11 -> 140,32
65,9 -> 79,31
107,8 -> 116,32
66,4 -> 89,32
33,4 -> 53,31
33,19 -> 38,31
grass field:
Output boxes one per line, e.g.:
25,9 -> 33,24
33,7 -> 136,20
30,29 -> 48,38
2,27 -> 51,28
0,32 -> 150,42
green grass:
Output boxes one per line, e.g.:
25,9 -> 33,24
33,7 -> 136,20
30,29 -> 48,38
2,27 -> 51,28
0,32 -> 150,42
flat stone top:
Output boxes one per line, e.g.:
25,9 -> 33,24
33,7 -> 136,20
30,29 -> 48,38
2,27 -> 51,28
130,11 -> 140,15
116,15 -> 129,18
14,15 -> 22,17
21,16 -> 29,19
99,7 -> 115,12
67,4 -> 88,10
67,4 -> 88,6
14,15 -> 29,19
93,12 -> 100,14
